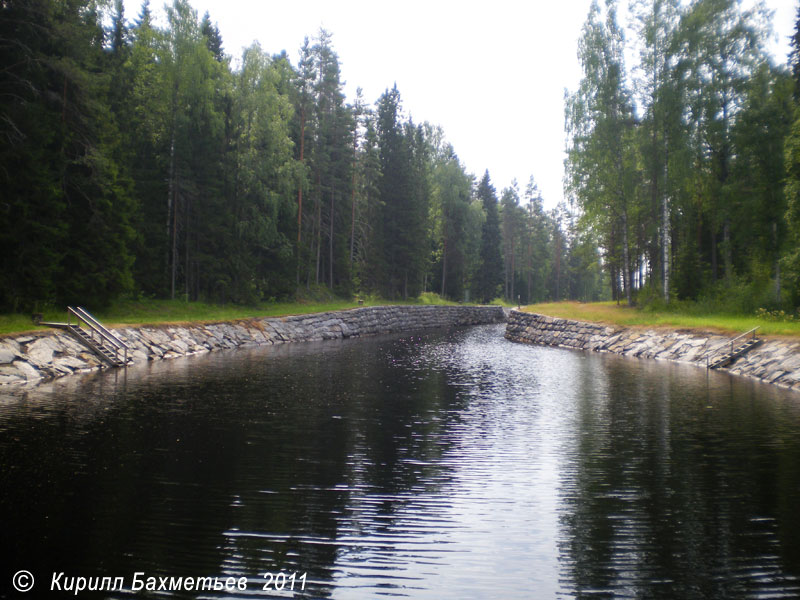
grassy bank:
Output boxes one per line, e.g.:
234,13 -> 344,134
524,301 -> 800,338
0,293 -> 466,337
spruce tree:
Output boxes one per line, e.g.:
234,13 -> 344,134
474,171 -> 503,303
791,3 -> 800,100
0,0 -> 135,310
200,12 -> 224,62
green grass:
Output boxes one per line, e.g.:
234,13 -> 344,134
523,301 -> 800,337
0,293 -> 465,337
98,299 -> 368,326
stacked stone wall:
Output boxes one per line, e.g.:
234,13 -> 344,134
0,305 -> 505,385
506,310 -> 800,393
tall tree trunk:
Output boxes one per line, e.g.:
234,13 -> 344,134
723,218 -> 732,282
527,238 -> 532,304
350,179 -> 356,271
622,206 -> 632,306
185,193 -> 190,302
711,228 -> 718,282
350,122 -> 358,272
195,231 -> 201,301
329,187 -> 334,289
774,221 -> 781,303
312,170 -> 321,286
503,223 -> 510,301
651,114 -> 662,289
296,110 -> 305,286
171,185 -> 178,301
315,197 -> 321,285
662,146 -> 670,302
720,95 -> 732,284
609,228 -> 618,303
554,234 -> 561,300
168,127 -> 176,299
510,245 -> 516,304
306,194 -> 316,289
611,263 -> 619,304
441,235 -> 447,297
504,255 -> 509,301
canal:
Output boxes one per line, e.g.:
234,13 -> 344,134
2,323 -> 799,598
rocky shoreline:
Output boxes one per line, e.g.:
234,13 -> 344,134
8,305 -> 797,394
505,310 -> 800,393
0,305 -> 506,386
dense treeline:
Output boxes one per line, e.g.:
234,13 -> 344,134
567,0 -> 800,311
0,0 -> 601,312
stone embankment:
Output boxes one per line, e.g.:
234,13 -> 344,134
506,310 -> 800,393
0,305 -> 505,386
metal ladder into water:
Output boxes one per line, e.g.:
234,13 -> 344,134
43,306 -> 130,367
706,327 -> 762,370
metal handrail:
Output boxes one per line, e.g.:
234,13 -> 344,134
67,306 -> 128,365
728,326 -> 759,356
706,326 -> 760,369
70,307 -> 127,350
729,326 -> 759,346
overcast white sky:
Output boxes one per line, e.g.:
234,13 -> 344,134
127,0 -> 797,208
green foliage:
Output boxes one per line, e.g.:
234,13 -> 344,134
416,292 -> 457,305
429,146 -> 473,301
4,0 -> 792,317
566,0 -> 638,305
0,0 -> 135,311
567,0 -> 792,312
754,307 -> 800,323
783,107 -> 800,304
493,174 -> 603,306
227,43 -> 297,302
373,86 -> 430,299
527,300 -> 800,337
638,275 -> 782,317
474,171 -> 503,303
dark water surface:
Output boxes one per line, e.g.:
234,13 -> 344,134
2,324 -> 800,599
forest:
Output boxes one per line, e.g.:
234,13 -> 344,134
0,0 -> 798,314
568,0 -> 800,312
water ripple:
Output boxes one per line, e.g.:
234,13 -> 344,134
1,325 -> 800,599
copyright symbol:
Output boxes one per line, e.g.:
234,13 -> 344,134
12,570 -> 34,592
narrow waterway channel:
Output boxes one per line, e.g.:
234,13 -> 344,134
2,324 -> 800,599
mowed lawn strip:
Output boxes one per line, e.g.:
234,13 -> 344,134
524,301 -> 800,338
0,295 -> 462,337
